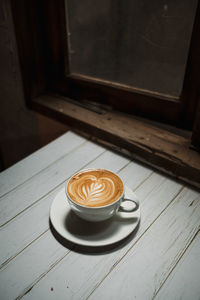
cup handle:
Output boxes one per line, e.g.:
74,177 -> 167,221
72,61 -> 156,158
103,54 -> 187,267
118,190 -> 139,212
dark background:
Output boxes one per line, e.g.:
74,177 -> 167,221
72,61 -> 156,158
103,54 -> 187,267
0,0 -> 68,170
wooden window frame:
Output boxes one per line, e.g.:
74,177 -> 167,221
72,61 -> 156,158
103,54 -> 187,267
11,0 -> 200,188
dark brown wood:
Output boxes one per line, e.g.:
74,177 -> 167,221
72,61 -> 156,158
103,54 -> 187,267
191,93 -> 200,150
32,94 -> 200,188
181,0 -> 200,128
39,0 -> 68,86
55,73 -> 181,125
11,0 -> 48,101
11,0 -> 69,97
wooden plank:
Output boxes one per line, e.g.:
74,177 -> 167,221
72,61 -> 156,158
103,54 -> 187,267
118,161 -> 153,191
0,131 -> 85,197
84,149 -> 130,172
32,94 -> 200,188
7,174 -> 181,300
88,188 -> 200,300
60,73 -> 181,125
0,230 -> 70,300
0,150 -> 130,268
155,232 -> 200,300
0,140 -> 105,227
0,153 -> 150,299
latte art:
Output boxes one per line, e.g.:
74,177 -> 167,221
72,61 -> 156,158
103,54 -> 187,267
67,169 -> 123,207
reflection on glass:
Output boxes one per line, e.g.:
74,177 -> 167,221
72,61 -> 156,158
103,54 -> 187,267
66,0 -> 198,97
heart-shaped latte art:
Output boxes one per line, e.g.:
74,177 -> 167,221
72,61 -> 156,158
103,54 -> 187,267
67,170 -> 123,207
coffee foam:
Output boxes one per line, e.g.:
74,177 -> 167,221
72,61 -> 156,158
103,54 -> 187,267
67,169 -> 123,207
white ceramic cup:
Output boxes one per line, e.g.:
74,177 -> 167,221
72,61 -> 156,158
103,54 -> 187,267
66,169 -> 139,222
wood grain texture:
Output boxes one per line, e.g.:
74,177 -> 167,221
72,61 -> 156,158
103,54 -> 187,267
18,174 -> 181,300
0,131 -> 84,197
0,230 -> 70,300
0,140 -> 105,227
0,150 -> 130,268
60,73 -> 181,125
1,131 -> 200,300
88,188 -> 200,300
118,161 -> 153,190
0,147 -> 152,299
155,231 -> 200,300
32,94 -> 200,188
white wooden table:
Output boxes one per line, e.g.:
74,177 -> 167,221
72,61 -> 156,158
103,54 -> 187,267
0,131 -> 200,300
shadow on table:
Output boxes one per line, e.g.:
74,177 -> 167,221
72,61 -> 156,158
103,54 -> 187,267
49,210 -> 140,254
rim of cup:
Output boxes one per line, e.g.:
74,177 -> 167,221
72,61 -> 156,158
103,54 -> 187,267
65,168 -> 124,209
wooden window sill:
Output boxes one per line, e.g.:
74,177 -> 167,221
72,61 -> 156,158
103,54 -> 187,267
32,94 -> 200,189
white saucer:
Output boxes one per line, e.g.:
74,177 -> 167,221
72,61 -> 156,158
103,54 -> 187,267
50,186 -> 140,247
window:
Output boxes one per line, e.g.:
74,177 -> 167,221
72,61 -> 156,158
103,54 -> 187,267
67,0 -> 197,98
11,0 -> 200,188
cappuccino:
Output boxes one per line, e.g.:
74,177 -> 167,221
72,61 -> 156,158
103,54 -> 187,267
67,169 -> 123,207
